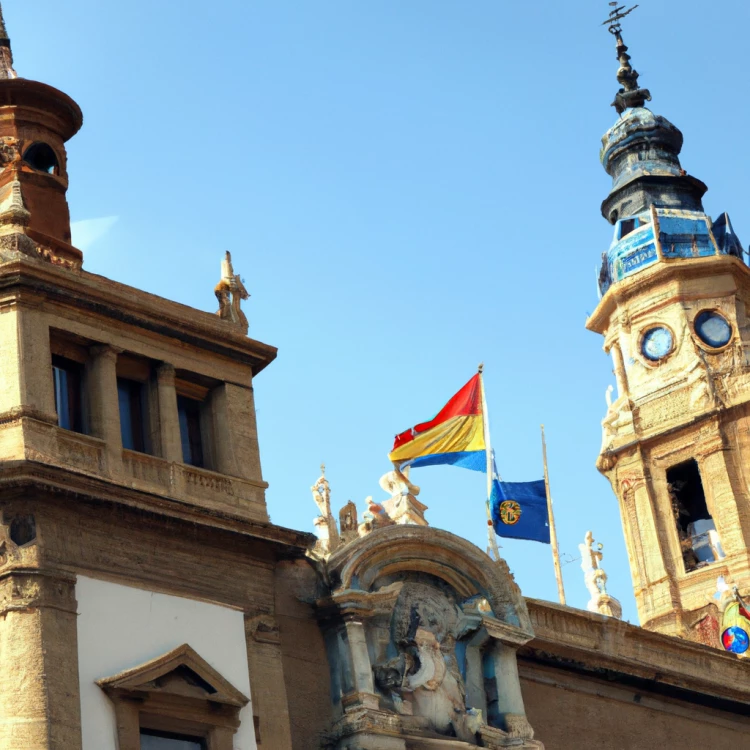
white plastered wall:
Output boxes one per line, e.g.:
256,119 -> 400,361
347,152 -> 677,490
76,575 -> 257,750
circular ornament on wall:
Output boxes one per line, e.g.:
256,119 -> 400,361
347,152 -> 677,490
722,625 -> 750,654
695,310 -> 732,349
640,326 -> 673,362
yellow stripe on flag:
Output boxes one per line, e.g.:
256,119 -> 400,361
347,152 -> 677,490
388,414 -> 486,463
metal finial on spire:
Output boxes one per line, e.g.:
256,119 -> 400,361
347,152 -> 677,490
0,3 -> 16,79
602,3 -> 650,114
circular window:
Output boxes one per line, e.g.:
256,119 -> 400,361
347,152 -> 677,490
695,310 -> 732,349
641,326 -> 673,362
22,143 -> 59,174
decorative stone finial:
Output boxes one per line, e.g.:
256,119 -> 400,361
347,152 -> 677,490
602,3 -> 651,114
0,4 -> 16,80
338,500 -> 358,545
214,251 -> 249,333
579,531 -> 622,618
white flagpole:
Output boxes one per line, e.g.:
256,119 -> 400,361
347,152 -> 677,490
541,424 -> 566,605
479,364 -> 501,561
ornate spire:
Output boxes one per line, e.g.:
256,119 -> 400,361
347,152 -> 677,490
0,3 -> 16,80
603,3 -> 650,114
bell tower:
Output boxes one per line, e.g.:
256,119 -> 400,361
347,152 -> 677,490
0,3 -> 83,268
587,8 -> 750,642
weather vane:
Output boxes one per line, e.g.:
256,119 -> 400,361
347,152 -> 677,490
602,3 -> 639,36
601,3 -> 651,115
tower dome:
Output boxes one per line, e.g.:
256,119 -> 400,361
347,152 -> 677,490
600,106 -> 707,224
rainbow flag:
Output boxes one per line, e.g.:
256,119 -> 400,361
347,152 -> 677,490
389,374 -> 486,472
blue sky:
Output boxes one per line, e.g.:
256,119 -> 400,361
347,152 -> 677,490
9,0 -> 750,623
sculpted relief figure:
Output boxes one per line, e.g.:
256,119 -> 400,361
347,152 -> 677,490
373,583 -> 482,742
379,468 -> 429,526
600,385 -> 634,454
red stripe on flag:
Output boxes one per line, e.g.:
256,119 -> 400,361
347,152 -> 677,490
391,374 -> 482,451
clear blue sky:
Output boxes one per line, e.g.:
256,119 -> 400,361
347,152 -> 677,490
9,0 -> 750,623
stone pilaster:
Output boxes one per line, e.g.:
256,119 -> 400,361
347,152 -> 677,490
0,302 -> 56,422
208,383 -> 262,482
245,614 -> 293,750
0,569 -> 81,750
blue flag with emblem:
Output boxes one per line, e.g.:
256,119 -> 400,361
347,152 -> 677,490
489,457 -> 550,544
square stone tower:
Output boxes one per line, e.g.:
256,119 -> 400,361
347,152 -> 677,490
588,16 -> 750,646
0,7 -> 311,749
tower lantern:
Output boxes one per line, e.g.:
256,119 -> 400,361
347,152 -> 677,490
587,6 -> 750,644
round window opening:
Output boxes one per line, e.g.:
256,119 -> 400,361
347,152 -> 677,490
22,143 -> 59,175
641,326 -> 673,362
695,310 -> 732,349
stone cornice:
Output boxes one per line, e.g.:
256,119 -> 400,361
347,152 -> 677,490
524,598 -> 750,705
0,459 -> 315,554
0,257 -> 277,376
587,254 -> 750,334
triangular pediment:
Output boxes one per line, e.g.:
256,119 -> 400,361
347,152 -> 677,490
96,643 -> 248,708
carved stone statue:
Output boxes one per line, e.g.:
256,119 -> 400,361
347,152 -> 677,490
311,464 -> 339,556
215,251 -> 249,332
373,583 -> 482,742
379,467 -> 429,526
579,531 -> 621,618
357,496 -> 395,537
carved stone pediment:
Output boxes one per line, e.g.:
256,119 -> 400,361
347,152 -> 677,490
97,643 -> 248,708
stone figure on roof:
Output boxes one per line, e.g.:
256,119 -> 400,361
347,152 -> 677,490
215,251 -> 249,332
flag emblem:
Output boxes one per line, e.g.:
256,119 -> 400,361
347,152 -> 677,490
499,500 -> 522,526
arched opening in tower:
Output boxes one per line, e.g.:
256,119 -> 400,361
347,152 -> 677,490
667,460 -> 724,573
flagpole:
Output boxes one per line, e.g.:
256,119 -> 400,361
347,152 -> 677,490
479,364 -> 501,561
541,424 -> 566,605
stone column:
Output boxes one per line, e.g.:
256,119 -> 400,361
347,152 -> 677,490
342,619 -> 379,710
155,363 -> 182,463
87,345 -> 122,476
464,627 -> 489,718
489,642 -> 534,740
0,569 -> 82,750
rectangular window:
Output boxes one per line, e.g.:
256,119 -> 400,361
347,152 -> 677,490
52,355 -> 84,433
117,377 -> 148,453
140,730 -> 206,750
177,395 -> 204,468
619,218 -> 637,239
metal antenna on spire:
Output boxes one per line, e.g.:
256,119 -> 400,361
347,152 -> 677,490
601,2 -> 650,115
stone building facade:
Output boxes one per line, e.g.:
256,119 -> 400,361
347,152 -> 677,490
0,4 -> 748,749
